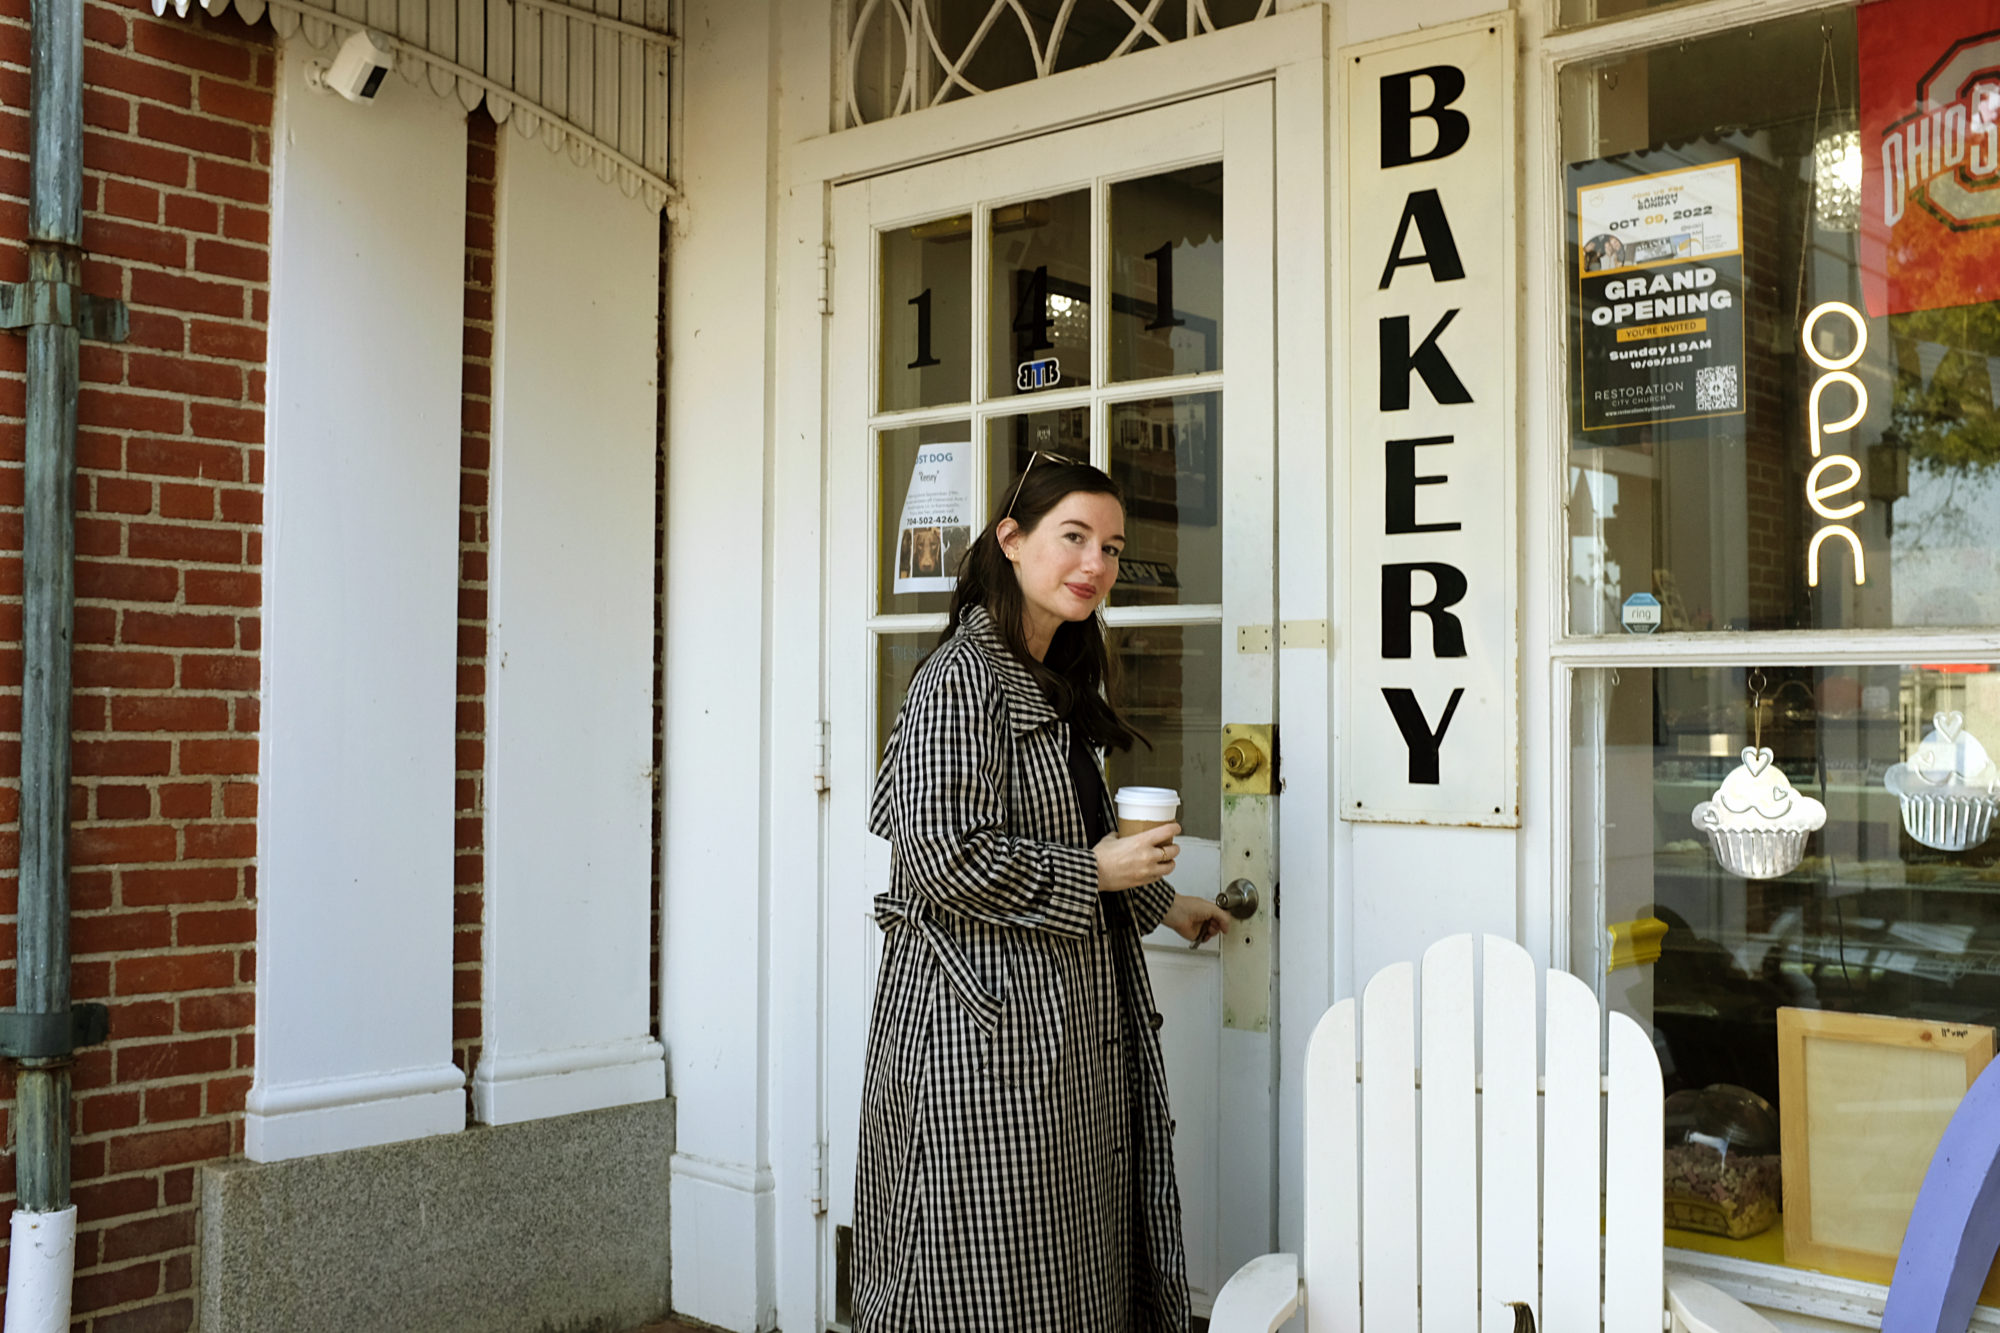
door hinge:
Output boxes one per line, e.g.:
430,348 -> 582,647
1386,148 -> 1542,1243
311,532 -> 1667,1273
817,243 -> 834,315
809,1140 -> 829,1215
813,719 -> 830,793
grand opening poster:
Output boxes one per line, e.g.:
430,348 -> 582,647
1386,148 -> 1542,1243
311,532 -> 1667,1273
1858,0 -> 2000,317
1572,157 -> 1747,434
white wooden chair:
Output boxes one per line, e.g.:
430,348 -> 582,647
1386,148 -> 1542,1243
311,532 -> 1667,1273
1211,934 -> 1779,1333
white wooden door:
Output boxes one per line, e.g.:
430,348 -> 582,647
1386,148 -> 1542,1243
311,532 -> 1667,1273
823,85 -> 1278,1324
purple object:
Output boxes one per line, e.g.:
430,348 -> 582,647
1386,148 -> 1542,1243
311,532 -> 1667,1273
1882,1058 -> 2000,1333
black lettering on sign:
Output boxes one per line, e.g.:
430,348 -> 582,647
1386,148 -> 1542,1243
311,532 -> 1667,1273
908,288 -> 941,370
1013,265 -> 1054,355
1380,311 -> 1472,410
1144,241 -> 1187,331
1384,436 -> 1460,535
1381,562 -> 1468,658
1380,65 -> 1471,168
1378,189 -> 1466,289
1382,687 -> 1465,784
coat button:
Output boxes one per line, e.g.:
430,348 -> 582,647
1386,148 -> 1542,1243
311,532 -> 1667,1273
1148,1011 -> 1164,1031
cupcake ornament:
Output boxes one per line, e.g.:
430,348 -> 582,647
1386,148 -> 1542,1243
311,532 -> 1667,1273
1693,746 -> 1828,879
1884,711 -> 1999,852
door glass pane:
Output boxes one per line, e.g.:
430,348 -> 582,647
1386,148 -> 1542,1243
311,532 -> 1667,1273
879,420 -> 973,616
1107,393 -> 1222,607
879,215 -> 971,411
986,408 -> 1090,514
876,631 -> 940,762
1104,624 -> 1222,842
1111,165 -> 1223,382
989,191 -> 1092,397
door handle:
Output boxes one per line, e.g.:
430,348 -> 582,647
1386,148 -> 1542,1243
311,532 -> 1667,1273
1216,879 -> 1259,920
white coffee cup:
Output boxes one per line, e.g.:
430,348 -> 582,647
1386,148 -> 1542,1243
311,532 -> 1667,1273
1114,786 -> 1180,836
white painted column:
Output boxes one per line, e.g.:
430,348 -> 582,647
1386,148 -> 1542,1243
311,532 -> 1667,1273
250,38 -> 468,1161
470,134 -> 666,1125
664,0 -> 778,1326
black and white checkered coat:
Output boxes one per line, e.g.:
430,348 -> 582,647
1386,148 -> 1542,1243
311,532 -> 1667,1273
853,605 -> 1190,1332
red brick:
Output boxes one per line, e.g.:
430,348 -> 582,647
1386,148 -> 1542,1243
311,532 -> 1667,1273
128,523 -> 241,564
193,236 -> 265,283
178,991 -> 252,1031
121,866 -> 238,907
188,318 -> 260,360
81,341 -> 129,385
157,783 -> 213,819
97,1296 -> 197,1333
189,401 -> 262,443
234,696 -> 259,732
131,21 -> 254,81
217,487 -> 261,524
100,1210 -> 196,1265
71,1174 -> 162,1227
107,1121 -> 233,1176
206,1074 -> 250,1116
80,1090 -> 142,1136
102,179 -> 161,223
73,910 -> 173,955
74,603 -> 118,645
127,436 -> 243,482
160,482 -> 214,520
78,50 -> 191,109
82,3 -> 130,49
179,738 -> 255,774
91,475 -> 159,516
196,77 -> 273,126
73,739 -> 172,777
78,387 -> 185,434
123,610 -> 237,650
192,156 -> 266,205
163,1168 -> 196,1207
95,784 -> 155,820
117,1036 -> 233,1083
239,615 -> 259,650
111,695 -> 231,731
144,1083 -> 205,1125
83,86 -> 134,133
115,953 -> 237,996
184,821 -> 254,859
74,824 -> 177,865
221,781 -> 256,817
85,129 -> 190,188
82,213 -> 184,268
129,352 -> 243,399
164,192 -> 219,235
220,203 -> 267,245
137,103 -> 255,161
73,1259 -> 161,1314
77,649 -> 177,690
125,308 -> 186,352
131,267 -> 243,321
180,654 -> 256,691
174,907 -> 252,947
114,1000 -> 178,1040
78,560 -> 179,602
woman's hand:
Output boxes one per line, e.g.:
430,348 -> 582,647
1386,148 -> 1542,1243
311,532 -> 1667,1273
1162,894 -> 1231,947
1093,822 -> 1181,893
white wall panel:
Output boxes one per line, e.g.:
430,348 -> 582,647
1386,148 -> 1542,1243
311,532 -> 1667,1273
250,36 -> 469,1161
472,131 -> 665,1125
1351,825 -> 1517,990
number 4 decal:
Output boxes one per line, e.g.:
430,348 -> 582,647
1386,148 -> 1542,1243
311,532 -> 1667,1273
1013,265 -> 1054,353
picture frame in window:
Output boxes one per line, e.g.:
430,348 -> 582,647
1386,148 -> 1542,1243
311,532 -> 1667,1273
1776,1007 -> 1999,1295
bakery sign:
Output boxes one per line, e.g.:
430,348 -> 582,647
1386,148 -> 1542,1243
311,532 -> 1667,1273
1343,17 -> 1518,827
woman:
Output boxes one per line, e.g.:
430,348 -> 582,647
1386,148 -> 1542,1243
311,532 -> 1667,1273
854,454 -> 1230,1332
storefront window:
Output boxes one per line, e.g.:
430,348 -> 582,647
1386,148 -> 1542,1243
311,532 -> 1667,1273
1561,11 -> 2000,636
1560,0 -> 2000,1295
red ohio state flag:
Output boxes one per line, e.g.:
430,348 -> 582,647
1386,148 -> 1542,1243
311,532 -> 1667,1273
1859,0 -> 2000,317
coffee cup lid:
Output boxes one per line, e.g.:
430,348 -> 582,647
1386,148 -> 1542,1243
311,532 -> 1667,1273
1115,786 -> 1179,801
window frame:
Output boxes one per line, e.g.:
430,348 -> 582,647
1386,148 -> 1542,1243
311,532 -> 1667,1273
1532,0 -> 2000,1320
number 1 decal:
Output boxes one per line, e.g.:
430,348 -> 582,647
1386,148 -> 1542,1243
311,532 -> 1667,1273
907,288 -> 941,370
1144,241 -> 1186,331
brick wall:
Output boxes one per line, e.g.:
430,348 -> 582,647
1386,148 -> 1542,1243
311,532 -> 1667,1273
456,112 -> 496,1100
0,0 -> 272,1326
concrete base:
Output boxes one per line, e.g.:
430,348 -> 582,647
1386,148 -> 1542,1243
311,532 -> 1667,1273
202,1099 -> 673,1333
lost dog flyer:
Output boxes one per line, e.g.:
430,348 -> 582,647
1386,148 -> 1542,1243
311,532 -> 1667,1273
892,443 -> 972,595
1574,158 -> 1746,434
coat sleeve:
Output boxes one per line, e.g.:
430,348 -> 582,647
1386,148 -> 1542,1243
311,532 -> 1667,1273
877,653 -> 1103,938
1126,879 -> 1177,936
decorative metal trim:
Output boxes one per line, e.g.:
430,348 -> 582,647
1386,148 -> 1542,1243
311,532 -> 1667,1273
845,0 -> 1278,127
153,0 -> 679,212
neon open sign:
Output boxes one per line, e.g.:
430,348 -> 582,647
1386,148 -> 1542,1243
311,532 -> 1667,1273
1803,301 -> 1868,587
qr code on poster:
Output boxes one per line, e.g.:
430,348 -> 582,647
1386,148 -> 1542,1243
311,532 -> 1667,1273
1695,364 -> 1739,411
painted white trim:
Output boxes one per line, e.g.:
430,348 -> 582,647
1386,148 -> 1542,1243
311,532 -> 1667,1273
471,1040 -> 667,1126
1545,0 -> 1850,61
244,1066 -> 466,1161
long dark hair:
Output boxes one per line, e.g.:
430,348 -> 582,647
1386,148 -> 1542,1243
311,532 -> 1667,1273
941,457 -> 1145,753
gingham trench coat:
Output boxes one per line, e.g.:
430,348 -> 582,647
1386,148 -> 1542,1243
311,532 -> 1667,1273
853,605 -> 1191,1333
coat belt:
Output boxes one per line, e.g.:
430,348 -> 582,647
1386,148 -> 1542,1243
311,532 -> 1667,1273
874,894 -> 1003,1040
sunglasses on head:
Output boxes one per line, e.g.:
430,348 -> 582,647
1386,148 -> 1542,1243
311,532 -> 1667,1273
1003,450 -> 1074,520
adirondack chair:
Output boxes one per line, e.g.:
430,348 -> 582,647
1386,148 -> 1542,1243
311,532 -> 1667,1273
1211,934 -> 1779,1333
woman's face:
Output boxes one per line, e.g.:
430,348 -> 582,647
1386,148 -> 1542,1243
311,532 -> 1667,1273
999,490 -> 1125,640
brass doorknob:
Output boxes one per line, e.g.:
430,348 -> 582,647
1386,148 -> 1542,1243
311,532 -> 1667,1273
1216,879 -> 1259,920
1223,739 -> 1263,778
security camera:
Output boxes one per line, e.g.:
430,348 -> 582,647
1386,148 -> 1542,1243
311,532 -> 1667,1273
305,29 -> 394,103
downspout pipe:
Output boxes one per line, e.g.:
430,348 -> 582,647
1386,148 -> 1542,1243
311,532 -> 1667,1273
1,0 -> 118,1325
